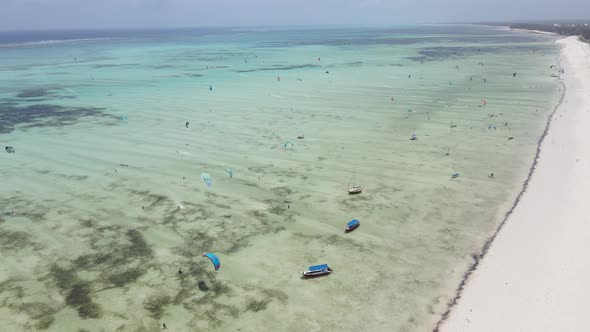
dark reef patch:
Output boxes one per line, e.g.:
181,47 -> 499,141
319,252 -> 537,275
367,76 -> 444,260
5,300 -> 58,330
124,229 -> 153,258
15,86 -> 76,101
243,286 -> 288,313
25,302 -> 56,329
411,46 -> 498,61
107,268 -> 144,288
344,61 -> 363,67
70,227 -> 153,294
292,231 -> 370,252
66,175 -> 89,181
50,265 -> 102,319
248,165 -> 273,174
34,169 -> 89,182
260,287 -> 289,304
50,265 -> 78,293
5,180 -> 296,329
271,186 -> 293,197
233,64 -> 317,72
1,196 -> 52,224
0,229 -> 36,250
44,229 -> 156,320
246,298 -> 268,312
408,45 -> 545,62
66,283 -> 101,318
143,294 -> 171,319
165,73 -> 203,78
339,193 -> 373,210
91,63 -> 139,69
73,228 -> 153,271
0,103 -> 109,134
127,189 -> 170,209
16,88 -> 59,98
150,64 -> 175,69
0,279 -> 56,329
19,210 -> 50,223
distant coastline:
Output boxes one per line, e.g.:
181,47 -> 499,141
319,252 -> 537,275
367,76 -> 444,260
439,35 -> 590,332
483,21 -> 590,43
432,31 -> 567,332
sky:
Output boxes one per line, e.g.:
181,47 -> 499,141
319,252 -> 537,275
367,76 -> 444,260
1,0 -> 589,30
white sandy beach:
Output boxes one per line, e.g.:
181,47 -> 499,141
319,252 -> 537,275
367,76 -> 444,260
510,28 -> 559,35
439,36 -> 590,332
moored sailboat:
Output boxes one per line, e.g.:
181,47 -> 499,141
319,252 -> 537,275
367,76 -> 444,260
347,169 -> 362,194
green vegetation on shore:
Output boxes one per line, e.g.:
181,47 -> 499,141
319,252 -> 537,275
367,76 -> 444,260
513,22 -> 589,42
485,21 -> 590,42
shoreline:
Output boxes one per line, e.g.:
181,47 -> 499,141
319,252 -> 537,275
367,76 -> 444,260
492,24 -> 559,35
437,36 -> 590,331
431,33 -> 567,332
509,27 -> 559,35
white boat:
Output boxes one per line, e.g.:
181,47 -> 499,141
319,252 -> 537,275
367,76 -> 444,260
347,170 -> 362,194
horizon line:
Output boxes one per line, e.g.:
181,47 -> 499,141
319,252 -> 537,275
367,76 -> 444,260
0,18 -> 588,33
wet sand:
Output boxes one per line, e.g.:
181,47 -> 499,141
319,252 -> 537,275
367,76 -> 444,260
439,36 -> 590,332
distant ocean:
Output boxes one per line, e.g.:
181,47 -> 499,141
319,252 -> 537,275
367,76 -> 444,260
0,25 -> 561,331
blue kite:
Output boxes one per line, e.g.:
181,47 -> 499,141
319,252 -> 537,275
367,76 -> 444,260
203,253 -> 220,271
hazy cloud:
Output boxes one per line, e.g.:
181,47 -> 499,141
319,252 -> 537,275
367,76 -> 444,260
0,0 -> 588,30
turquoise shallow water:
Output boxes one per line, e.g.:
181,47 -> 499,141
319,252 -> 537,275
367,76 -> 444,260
0,25 -> 561,331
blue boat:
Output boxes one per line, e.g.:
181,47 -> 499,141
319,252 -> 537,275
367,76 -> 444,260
300,264 -> 333,277
345,219 -> 360,233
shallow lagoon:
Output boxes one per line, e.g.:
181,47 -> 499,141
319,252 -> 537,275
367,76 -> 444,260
0,25 -> 561,331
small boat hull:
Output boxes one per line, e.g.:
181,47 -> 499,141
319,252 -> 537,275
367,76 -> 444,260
345,224 -> 360,233
348,186 -> 362,195
345,219 -> 360,232
300,268 -> 333,278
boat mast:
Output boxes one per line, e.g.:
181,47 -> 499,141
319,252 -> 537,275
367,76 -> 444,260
348,169 -> 356,189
